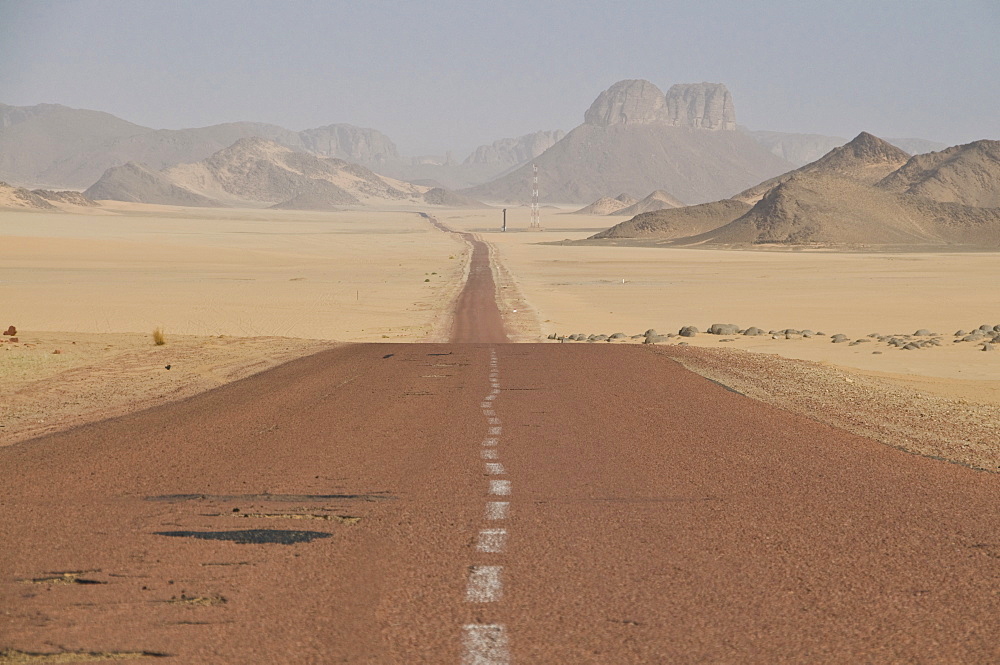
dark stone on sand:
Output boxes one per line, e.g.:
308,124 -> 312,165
679,326 -> 699,337
708,323 -> 740,335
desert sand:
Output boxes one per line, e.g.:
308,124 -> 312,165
0,203 -> 467,444
3,202 -> 999,452
442,208 -> 1000,398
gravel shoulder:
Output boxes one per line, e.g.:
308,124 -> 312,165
661,345 -> 1000,472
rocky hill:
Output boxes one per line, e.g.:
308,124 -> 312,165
84,162 -> 221,207
573,193 -> 638,215
742,129 -> 947,167
85,138 -> 428,208
590,200 -> 751,240
614,190 -> 685,217
877,140 -> 1000,207
464,80 -> 791,204
0,182 -> 57,209
735,132 -> 911,204
587,131 -> 1000,248
684,173 -> 1000,247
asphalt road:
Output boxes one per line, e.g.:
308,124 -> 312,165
2,221 -> 998,663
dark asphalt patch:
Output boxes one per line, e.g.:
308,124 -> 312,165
154,529 -> 333,545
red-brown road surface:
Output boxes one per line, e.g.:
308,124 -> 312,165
2,220 -> 999,663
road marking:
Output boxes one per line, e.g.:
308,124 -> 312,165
488,427 -> 501,436
481,402 -> 491,408
483,409 -> 495,416
481,449 -> 499,460
485,462 -> 506,475
476,528 -> 508,553
466,565 -> 503,602
487,417 -> 501,425
482,437 -> 498,447
461,624 -> 509,665
489,480 -> 511,496
485,501 -> 509,520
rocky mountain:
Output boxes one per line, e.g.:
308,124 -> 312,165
614,190 -> 685,217
85,138 -> 428,209
588,131 -> 1000,248
297,124 -> 400,167
743,129 -> 948,168
0,103 -> 402,188
877,140 -> 1000,207
583,80 -> 735,130
84,162 -> 221,207
685,173 -> 1000,247
735,132 -> 911,204
590,200 -> 752,240
464,80 -> 791,205
463,130 -> 565,169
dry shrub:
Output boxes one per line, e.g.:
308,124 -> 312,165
152,327 -> 166,346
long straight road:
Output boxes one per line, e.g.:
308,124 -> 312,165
2,221 -> 999,663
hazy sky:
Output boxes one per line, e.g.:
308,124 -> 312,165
2,0 -> 998,156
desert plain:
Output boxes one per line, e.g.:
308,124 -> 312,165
2,201 -> 998,469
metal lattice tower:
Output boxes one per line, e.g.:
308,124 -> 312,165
529,163 -> 541,230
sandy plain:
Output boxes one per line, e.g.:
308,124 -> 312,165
442,207 -> 1000,396
3,202 -> 999,459
0,203 -> 467,444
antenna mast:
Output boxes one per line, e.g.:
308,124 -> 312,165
530,163 -> 541,230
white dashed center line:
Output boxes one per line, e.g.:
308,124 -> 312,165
466,565 -> 503,602
476,529 -> 509,553
485,501 -> 509,520
461,624 -> 509,665
489,479 -> 511,496
463,348 -> 511,663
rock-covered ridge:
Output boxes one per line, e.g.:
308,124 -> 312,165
583,80 -> 736,130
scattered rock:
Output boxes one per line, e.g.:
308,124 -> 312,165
831,334 -> 850,343
679,326 -> 699,337
708,323 -> 740,335
743,327 -> 765,336
914,329 -> 932,336
2,326 -> 15,336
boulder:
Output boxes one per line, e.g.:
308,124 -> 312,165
708,323 -> 740,335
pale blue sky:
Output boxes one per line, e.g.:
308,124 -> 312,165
1,0 -> 997,155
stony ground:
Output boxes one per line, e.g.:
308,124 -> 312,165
662,345 -> 1000,473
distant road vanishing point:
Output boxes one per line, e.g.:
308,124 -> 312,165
2,216 -> 998,663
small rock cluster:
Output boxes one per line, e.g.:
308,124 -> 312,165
3,324 -> 17,343
546,322 -> 1000,352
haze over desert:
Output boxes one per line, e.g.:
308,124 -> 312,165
2,2 -> 999,663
